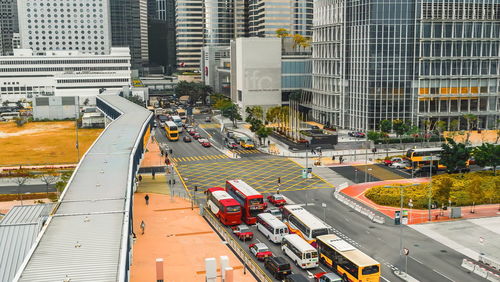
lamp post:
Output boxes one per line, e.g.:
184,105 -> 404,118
385,184 -> 419,276
428,156 -> 434,221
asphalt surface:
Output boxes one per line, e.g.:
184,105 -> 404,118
153,113 -> 486,282
0,184 -> 56,194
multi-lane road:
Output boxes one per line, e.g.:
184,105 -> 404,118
154,114 -> 486,282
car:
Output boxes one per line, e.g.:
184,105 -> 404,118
226,140 -> 238,149
267,194 -> 286,206
266,208 -> 283,220
264,256 -> 291,280
183,136 -> 192,142
193,133 -> 202,140
226,131 -> 235,140
232,224 -> 254,241
205,116 -> 211,122
188,130 -> 197,136
413,165 -> 438,175
199,138 -> 211,147
240,139 -> 255,149
314,272 -> 342,282
384,157 -> 405,166
482,165 -> 500,171
348,131 -> 365,138
391,161 -> 410,169
249,243 -> 273,261
186,125 -> 194,131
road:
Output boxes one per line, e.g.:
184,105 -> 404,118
0,184 -> 56,194
153,114 -> 485,282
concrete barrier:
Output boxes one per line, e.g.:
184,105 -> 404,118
479,255 -> 500,270
487,272 -> 500,282
335,191 -> 384,224
473,265 -> 489,278
461,259 -> 476,272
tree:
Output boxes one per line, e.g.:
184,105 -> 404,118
440,138 -> 471,174
276,28 -> 289,38
40,173 -> 60,198
408,125 -> 420,142
379,119 -> 392,155
175,81 -> 213,105
467,176 -> 484,213
433,176 -> 454,206
55,171 -> 73,199
2,100 -> 8,107
256,126 -> 273,145
292,34 -> 311,50
224,103 -> 241,128
367,131 -> 381,143
435,120 -> 447,141
392,119 -> 410,145
245,106 -> 264,122
83,98 -> 90,106
463,114 -> 478,145
12,170 -> 32,204
473,143 -> 500,175
126,95 -> 145,107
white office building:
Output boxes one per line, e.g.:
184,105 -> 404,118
17,0 -> 112,55
0,48 -> 131,102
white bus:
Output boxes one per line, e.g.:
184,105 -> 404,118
171,115 -> 183,132
256,213 -> 288,243
282,205 -> 332,247
281,234 -> 319,269
0,112 -> 20,120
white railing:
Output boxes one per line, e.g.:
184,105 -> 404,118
333,185 -> 385,225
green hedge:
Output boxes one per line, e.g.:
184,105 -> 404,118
375,136 -> 442,144
365,172 -> 500,209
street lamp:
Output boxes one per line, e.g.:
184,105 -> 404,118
384,183 -> 419,276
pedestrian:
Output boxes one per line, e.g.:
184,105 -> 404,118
332,155 -> 336,161
268,140 -> 271,146
152,170 -> 156,180
140,220 -> 145,235
138,175 -> 143,182
145,194 -> 150,205
339,155 -> 343,164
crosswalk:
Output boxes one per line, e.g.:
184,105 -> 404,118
230,149 -> 261,154
172,154 -> 229,163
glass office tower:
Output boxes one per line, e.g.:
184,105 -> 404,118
309,0 -> 499,131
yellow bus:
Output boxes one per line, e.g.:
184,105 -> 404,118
317,234 -> 380,282
165,121 -> 179,141
282,205 -> 332,247
405,148 -> 446,170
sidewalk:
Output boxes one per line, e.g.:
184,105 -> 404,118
340,178 -> 500,224
130,191 -> 256,282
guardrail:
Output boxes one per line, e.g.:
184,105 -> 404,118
461,258 -> 500,281
202,207 -> 272,282
333,186 -> 386,225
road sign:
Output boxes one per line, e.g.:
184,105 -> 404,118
403,248 -> 410,256
479,237 -> 485,245
321,203 -> 327,208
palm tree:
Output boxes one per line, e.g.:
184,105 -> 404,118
276,28 -> 290,38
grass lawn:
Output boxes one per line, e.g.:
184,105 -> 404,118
0,121 -> 103,166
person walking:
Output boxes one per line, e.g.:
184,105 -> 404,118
152,170 -> 156,180
145,194 -> 150,205
138,175 -> 143,182
140,220 -> 145,235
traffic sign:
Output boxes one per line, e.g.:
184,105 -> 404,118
403,248 -> 410,256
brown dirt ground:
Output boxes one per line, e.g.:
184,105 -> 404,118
0,121 -> 103,166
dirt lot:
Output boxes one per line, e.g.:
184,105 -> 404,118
0,121 -> 103,166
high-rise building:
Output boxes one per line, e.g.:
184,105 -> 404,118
204,0 -> 246,45
175,0 -> 203,71
110,0 -> 149,69
308,0 -> 500,131
0,0 -> 17,55
148,0 -> 176,73
248,0 -> 313,37
17,0 -> 112,55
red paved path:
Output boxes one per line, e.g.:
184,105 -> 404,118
341,179 -> 500,224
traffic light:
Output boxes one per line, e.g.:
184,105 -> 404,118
278,177 -> 281,184
169,148 -> 173,154
194,185 -> 198,192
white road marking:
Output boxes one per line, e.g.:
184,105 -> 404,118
307,271 -> 313,278
410,256 -> 424,265
381,276 -> 390,282
433,269 -> 455,281
345,218 -> 350,222
319,266 -> 327,272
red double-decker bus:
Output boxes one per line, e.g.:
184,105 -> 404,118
225,180 -> 266,224
206,187 -> 242,226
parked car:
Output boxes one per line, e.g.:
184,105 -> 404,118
391,161 -> 410,169
232,224 -> 254,241
267,194 -> 286,206
249,243 -> 273,261
183,136 -> 192,143
226,140 -> 239,149
482,165 -> 500,171
384,157 -> 405,166
314,272 -> 342,282
285,274 -> 310,282
199,138 -> 211,147
240,139 -> 255,149
266,208 -> 283,220
188,130 -> 198,136
348,131 -> 365,138
193,133 -> 202,140
264,256 -> 291,280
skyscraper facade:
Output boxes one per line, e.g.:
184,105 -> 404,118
0,0 -> 17,55
204,0 -> 246,45
248,0 -> 313,37
148,0 -> 176,73
309,0 -> 500,131
110,0 -> 149,68
175,0 -> 203,71
17,0 -> 112,55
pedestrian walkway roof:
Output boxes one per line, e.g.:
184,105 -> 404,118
13,92 -> 152,282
